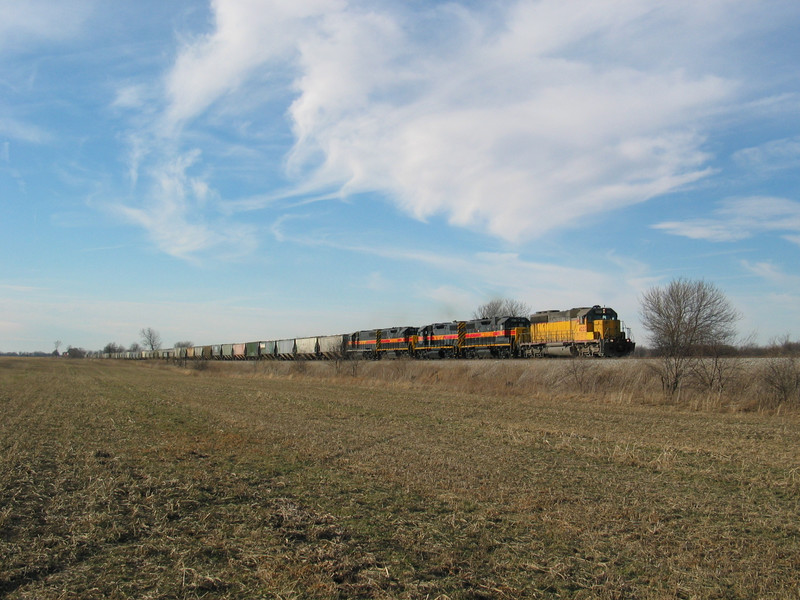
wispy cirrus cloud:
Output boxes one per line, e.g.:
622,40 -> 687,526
653,196 -> 800,244
0,0 -> 91,51
269,212 -> 640,315
0,117 -> 51,144
163,0 -> 341,130
109,149 -> 257,260
741,260 -> 800,287
733,136 -> 800,174
0,0 -> 92,201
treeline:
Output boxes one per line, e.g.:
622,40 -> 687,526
635,338 -> 800,358
0,347 -> 96,358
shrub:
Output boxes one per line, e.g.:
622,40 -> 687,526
760,357 -> 800,407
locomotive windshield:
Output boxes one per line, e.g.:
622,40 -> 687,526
590,307 -> 617,320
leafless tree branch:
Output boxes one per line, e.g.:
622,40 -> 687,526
473,298 -> 531,319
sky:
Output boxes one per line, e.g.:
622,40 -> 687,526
1,0 -> 799,353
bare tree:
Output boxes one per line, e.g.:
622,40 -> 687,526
640,278 -> 740,398
65,346 -> 87,359
174,340 -> 193,349
758,335 -> 800,407
761,355 -> 800,407
103,342 -> 125,354
473,298 -> 531,319
139,327 -> 162,351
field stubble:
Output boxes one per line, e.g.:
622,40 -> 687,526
1,357 -> 799,599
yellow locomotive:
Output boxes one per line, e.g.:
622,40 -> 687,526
517,305 -> 634,357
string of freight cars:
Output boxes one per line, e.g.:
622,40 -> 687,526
108,305 -> 635,361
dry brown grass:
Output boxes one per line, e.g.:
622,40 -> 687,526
222,356 -> 800,412
1,357 -> 799,598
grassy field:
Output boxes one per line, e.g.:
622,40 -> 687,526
1,357 -> 798,599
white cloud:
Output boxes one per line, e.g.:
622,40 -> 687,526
733,137 -> 800,174
150,0 -> 747,247
264,215 -> 640,318
735,262 -> 800,341
654,196 -> 800,243
110,149 -> 257,259
112,84 -> 150,110
784,235 -> 800,247
0,0 -> 91,51
282,3 -> 731,241
0,0 -> 88,174
0,117 -> 51,144
741,260 -> 800,288
164,0 -> 343,130
110,0 -> 350,256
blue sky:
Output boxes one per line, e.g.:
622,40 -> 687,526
2,0 -> 799,353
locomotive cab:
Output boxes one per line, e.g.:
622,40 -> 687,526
580,305 -> 635,356
580,305 -> 621,339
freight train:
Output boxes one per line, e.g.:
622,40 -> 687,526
107,305 -> 634,360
